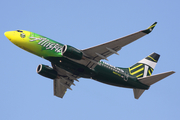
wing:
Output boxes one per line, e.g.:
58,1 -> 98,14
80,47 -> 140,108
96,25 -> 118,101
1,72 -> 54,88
52,63 -> 79,98
82,22 -> 157,69
53,78 -> 67,98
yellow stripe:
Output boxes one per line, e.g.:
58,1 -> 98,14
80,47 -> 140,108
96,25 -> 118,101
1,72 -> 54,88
130,64 -> 143,71
113,71 -> 121,77
148,24 -> 157,29
129,68 -> 132,75
148,70 -> 152,76
136,73 -> 143,78
131,67 -> 144,75
150,68 -> 153,72
148,56 -> 157,62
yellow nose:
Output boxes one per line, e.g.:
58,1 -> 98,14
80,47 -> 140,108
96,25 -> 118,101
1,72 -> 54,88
4,31 -> 13,40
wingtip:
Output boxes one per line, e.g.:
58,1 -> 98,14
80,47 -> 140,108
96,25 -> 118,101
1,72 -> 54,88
142,22 -> 157,34
152,22 -> 158,25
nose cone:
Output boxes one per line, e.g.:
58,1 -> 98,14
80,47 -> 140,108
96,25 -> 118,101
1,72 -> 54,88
4,31 -> 13,40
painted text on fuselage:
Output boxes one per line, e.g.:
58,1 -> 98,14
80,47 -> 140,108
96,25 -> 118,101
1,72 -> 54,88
29,37 -> 62,53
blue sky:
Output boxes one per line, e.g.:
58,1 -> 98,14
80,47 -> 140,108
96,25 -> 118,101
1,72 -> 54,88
1,0 -> 180,120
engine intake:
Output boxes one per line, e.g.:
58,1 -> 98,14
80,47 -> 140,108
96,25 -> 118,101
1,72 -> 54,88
62,45 -> 83,60
36,64 -> 57,79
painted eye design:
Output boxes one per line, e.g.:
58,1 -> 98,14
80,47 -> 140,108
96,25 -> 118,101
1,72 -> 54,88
20,33 -> 26,38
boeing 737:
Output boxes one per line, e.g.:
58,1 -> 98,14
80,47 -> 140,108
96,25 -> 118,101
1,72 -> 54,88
4,22 -> 175,99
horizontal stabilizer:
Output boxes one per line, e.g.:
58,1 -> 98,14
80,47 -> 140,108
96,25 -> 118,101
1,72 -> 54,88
133,89 -> 145,99
133,71 -> 175,99
138,71 -> 175,86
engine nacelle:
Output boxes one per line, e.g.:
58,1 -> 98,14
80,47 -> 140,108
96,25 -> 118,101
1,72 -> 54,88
36,64 -> 57,79
62,45 -> 83,60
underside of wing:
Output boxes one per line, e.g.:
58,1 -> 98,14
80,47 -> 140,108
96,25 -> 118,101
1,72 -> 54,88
82,22 -> 157,69
52,63 -> 79,98
54,78 -> 67,98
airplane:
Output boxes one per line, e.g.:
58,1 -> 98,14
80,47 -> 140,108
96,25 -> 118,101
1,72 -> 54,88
4,22 -> 175,99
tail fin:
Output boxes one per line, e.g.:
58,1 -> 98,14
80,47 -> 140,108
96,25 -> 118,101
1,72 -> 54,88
129,53 -> 175,99
128,52 -> 160,78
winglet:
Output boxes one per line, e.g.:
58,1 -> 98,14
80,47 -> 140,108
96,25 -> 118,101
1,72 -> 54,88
142,22 -> 157,34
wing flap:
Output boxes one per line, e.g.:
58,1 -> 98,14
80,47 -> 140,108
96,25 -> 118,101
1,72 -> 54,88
52,63 -> 79,98
54,78 -> 67,98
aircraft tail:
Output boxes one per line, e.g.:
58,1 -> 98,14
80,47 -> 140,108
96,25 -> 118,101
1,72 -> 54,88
128,53 -> 175,99
128,52 -> 160,78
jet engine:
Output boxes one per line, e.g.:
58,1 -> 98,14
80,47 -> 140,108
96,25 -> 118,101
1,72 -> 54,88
61,45 -> 83,60
36,64 -> 57,79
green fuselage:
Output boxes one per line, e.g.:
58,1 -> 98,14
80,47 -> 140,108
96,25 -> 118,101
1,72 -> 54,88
49,56 -> 149,89
45,51 -> 149,90
5,30 -> 149,90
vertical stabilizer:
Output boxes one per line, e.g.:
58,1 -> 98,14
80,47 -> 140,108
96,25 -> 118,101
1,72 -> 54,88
129,53 -> 160,78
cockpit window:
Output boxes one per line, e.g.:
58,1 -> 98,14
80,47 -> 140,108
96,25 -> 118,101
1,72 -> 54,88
20,33 -> 26,38
17,30 -> 23,32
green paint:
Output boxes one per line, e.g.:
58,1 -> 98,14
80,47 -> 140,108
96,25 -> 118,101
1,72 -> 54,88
5,29 -> 159,93
142,22 -> 157,34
